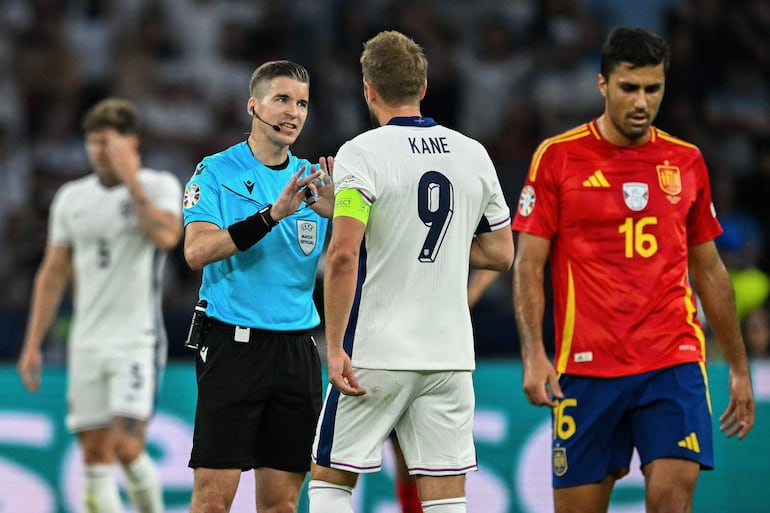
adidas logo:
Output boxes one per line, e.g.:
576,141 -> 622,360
677,432 -> 700,453
582,170 -> 610,187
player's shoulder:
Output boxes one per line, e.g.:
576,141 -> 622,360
55,173 -> 99,199
535,123 -> 595,157
652,127 -> 702,154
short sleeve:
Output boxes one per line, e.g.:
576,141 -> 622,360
48,184 -> 73,247
183,160 -> 224,228
333,141 -> 376,202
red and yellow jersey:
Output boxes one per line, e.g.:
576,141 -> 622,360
513,120 -> 723,377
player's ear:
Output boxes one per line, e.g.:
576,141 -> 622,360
597,73 -> 608,98
363,80 -> 374,104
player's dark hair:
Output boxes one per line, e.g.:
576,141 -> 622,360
81,98 -> 140,135
600,27 -> 670,79
249,60 -> 310,99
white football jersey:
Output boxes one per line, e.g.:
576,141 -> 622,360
334,119 -> 510,370
48,169 -> 182,352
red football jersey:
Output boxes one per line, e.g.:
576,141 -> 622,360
513,120 -> 723,377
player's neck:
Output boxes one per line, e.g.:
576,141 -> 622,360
378,105 -> 422,126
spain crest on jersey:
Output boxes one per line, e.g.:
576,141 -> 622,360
297,219 -> 317,256
657,162 -> 682,196
623,182 -> 648,211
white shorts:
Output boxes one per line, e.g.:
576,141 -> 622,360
66,346 -> 163,432
312,368 -> 477,476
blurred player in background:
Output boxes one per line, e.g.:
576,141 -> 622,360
17,98 -> 183,513
512,26 -> 754,513
182,60 -> 334,513
309,31 -> 513,513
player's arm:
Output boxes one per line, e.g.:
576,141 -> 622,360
184,168 -> 322,270
107,133 -> 182,251
467,269 -> 501,308
470,227 -> 514,272
125,177 -> 183,251
688,240 -> 754,439
513,232 -> 563,407
324,188 -> 368,396
17,244 -> 73,392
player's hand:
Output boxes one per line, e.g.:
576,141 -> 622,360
719,370 -> 755,440
106,133 -> 141,185
522,351 -> 562,408
17,347 -> 43,393
271,167 -> 322,220
327,348 -> 366,396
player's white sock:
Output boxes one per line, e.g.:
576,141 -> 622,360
123,453 -> 164,513
421,497 -> 467,512
84,464 -> 123,513
308,479 -> 354,513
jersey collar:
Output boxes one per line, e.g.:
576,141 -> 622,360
386,116 -> 437,127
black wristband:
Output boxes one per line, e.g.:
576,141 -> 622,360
227,205 -> 278,251
259,204 -> 279,228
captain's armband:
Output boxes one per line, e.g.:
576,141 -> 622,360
333,188 -> 370,225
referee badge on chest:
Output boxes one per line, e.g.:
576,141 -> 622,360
297,220 -> 317,255
622,182 -> 649,211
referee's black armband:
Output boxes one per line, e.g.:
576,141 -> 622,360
227,204 -> 279,251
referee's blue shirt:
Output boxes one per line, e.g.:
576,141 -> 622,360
183,142 -> 328,331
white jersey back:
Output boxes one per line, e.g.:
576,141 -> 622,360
48,169 -> 182,352
334,120 -> 510,370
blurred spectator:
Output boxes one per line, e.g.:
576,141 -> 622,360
738,137 -> 770,273
3,0 -> 770,359
742,305 -> 770,359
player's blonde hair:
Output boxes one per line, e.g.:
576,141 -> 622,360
361,30 -> 427,106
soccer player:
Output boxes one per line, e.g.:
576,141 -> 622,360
17,98 -> 183,513
182,60 -> 334,513
308,31 -> 514,513
512,26 -> 755,513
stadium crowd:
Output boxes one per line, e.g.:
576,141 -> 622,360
1,0 -> 768,359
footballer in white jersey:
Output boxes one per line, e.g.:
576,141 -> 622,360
49,168 -> 182,354
332,118 -> 511,371
310,32 -> 513,511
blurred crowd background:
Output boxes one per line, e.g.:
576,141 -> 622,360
1,0 -> 769,361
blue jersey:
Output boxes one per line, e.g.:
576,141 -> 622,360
183,142 -> 328,330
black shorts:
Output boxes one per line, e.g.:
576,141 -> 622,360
188,319 -> 322,472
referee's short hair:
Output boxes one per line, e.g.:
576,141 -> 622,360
249,60 -> 310,99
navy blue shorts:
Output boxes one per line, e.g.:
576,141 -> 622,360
189,319 -> 322,472
552,362 -> 713,488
